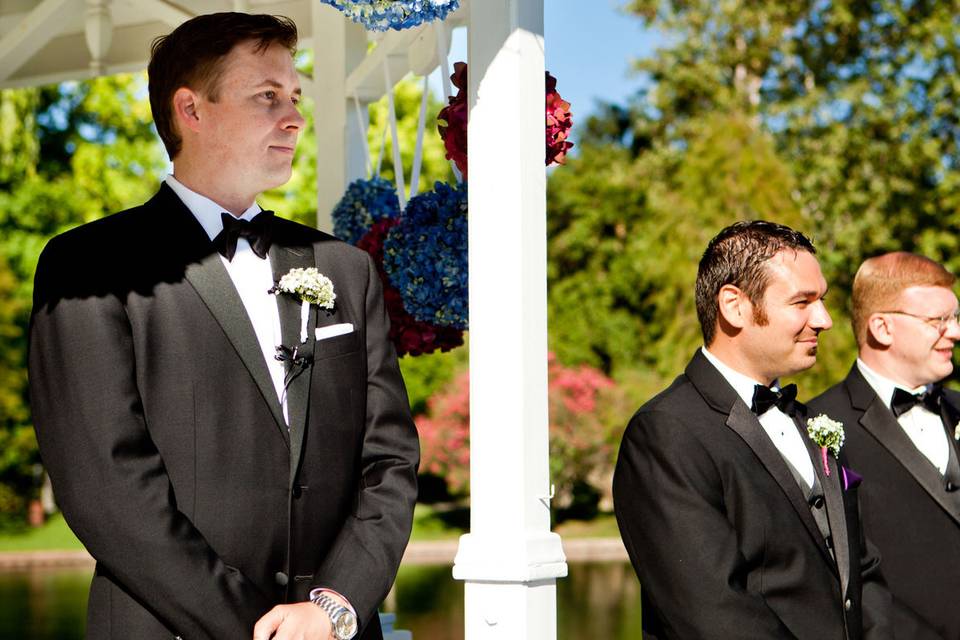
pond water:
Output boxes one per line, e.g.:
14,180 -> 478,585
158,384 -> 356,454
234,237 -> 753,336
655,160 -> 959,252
0,560 -> 642,639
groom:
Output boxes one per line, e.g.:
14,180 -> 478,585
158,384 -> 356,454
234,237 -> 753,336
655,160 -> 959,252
613,221 -> 891,638
28,13 -> 418,640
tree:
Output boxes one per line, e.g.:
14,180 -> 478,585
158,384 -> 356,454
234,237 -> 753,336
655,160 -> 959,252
548,0 -> 960,397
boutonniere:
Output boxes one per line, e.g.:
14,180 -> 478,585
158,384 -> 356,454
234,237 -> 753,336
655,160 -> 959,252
269,268 -> 336,343
807,414 -> 845,477
955,422 -> 959,441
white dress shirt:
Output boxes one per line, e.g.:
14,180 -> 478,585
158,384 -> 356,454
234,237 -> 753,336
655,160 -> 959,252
857,359 -> 949,474
165,175 -> 288,424
702,348 -> 816,489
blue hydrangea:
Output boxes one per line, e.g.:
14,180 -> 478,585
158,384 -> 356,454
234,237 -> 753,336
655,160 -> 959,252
383,182 -> 467,329
331,177 -> 401,245
320,0 -> 459,32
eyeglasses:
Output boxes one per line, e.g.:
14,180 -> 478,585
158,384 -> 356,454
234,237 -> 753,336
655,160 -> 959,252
879,309 -> 960,333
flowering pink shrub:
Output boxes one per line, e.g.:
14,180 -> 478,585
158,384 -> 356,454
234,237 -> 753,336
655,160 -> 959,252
415,354 -> 622,506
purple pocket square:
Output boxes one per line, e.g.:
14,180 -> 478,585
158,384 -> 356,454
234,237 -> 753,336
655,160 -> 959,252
841,465 -> 863,491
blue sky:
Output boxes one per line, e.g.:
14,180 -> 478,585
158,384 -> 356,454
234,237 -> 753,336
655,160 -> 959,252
427,1 -> 661,132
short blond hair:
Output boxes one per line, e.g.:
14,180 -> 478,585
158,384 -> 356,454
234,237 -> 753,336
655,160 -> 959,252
852,252 -> 956,346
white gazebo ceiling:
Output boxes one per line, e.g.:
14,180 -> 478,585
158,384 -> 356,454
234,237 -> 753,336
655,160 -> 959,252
0,0 -> 465,94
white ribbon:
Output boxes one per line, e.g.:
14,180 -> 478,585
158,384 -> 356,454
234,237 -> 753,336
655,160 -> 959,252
352,92 -> 373,178
383,61 -> 407,208
300,300 -> 309,344
408,74 -> 430,198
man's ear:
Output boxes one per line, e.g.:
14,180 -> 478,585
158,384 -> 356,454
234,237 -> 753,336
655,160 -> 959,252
172,87 -> 202,134
866,313 -> 894,347
717,284 -> 748,329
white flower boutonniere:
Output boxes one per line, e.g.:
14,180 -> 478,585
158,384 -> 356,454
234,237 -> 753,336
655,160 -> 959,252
955,422 -> 959,441
807,414 -> 845,476
271,268 -> 336,343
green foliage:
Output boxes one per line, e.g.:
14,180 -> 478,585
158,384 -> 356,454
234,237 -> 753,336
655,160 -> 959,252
548,1 -> 960,401
367,77 -> 456,194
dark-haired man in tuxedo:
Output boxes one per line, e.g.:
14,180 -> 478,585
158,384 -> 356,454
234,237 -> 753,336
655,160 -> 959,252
811,252 -> 960,639
28,12 -> 418,640
613,220 -> 891,639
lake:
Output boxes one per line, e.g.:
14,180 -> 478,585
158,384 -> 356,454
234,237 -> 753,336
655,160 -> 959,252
0,561 -> 642,638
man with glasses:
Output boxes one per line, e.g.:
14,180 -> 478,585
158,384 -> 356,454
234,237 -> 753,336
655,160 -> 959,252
811,251 -> 960,639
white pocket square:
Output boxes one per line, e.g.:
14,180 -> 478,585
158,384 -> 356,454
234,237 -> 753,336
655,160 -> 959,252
315,323 -> 354,341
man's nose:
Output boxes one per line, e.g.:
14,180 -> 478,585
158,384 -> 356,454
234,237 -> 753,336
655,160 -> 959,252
811,300 -> 833,331
282,101 -> 305,131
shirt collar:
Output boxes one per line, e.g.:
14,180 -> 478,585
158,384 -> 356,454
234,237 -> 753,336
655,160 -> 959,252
165,174 -> 262,242
856,358 -> 929,407
701,346 -> 779,407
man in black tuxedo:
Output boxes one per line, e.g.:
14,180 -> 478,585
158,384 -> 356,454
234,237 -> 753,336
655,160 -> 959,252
613,220 -> 892,639
28,13 -> 418,640
810,252 -> 960,639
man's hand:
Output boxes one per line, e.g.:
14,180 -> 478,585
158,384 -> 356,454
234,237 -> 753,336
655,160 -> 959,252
253,602 -> 332,640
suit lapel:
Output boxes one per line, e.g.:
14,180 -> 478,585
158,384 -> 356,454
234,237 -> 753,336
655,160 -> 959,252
269,240 -> 317,487
164,189 -> 289,445
686,353 -> 834,566
846,367 -> 960,526
801,414 -> 850,597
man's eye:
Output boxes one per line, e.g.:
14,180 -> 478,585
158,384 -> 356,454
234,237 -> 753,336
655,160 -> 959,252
263,91 -> 276,100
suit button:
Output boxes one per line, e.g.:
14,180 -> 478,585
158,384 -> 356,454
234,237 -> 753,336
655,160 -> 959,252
946,481 -> 957,492
275,572 -> 288,586
825,536 -> 833,549
812,496 -> 824,508
292,485 -> 303,499
844,598 -> 852,611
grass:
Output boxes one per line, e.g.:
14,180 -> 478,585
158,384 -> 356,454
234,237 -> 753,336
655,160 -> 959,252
0,512 -> 84,552
410,503 -> 620,541
0,506 -> 619,553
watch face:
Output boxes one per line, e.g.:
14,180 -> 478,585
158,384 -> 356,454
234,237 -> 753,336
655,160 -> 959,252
334,611 -> 358,639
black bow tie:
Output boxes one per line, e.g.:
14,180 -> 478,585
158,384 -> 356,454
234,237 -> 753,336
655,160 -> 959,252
751,383 -> 799,416
213,210 -> 274,261
890,386 -> 942,418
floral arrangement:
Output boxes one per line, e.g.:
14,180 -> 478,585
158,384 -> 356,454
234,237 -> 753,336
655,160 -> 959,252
436,62 -> 468,177
383,181 -> 468,330
331,177 -> 401,245
545,72 -> 574,166
437,63 -> 574,179
319,0 -> 459,32
356,219 -> 464,356
807,414 -> 845,476
272,267 -> 335,309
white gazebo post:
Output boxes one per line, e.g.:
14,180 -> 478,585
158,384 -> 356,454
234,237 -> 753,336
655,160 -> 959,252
452,0 -> 567,638
311,4 -> 367,232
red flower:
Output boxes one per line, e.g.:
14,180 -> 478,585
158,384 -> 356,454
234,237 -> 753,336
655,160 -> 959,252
437,62 -> 469,179
356,220 -> 464,356
436,63 -> 574,179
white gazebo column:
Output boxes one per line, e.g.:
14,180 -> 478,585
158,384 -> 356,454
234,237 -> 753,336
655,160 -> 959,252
311,4 -> 367,232
453,0 -> 567,639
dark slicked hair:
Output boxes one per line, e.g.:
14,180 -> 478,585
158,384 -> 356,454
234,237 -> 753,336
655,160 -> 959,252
696,220 -> 816,345
148,12 -> 298,159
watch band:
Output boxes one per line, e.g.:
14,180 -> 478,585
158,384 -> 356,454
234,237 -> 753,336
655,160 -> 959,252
311,592 -> 358,640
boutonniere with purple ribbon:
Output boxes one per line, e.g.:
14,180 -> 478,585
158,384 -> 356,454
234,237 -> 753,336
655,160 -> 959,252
806,414 -> 845,477
269,267 -> 336,344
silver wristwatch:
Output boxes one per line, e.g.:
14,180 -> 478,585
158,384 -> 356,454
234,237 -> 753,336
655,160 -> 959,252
311,592 -> 358,640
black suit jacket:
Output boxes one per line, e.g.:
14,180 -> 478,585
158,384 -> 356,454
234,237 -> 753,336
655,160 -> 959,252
811,365 -> 960,640
28,185 -> 419,639
613,350 -> 892,640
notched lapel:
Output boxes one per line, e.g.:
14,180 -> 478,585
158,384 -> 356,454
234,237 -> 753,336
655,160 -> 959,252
184,250 -> 289,444
270,242 -> 317,487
